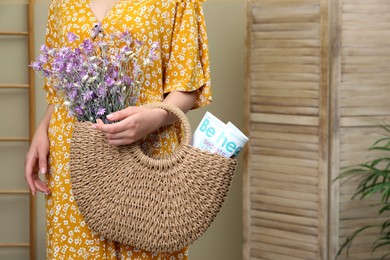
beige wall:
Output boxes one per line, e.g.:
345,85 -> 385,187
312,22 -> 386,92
0,1 -> 245,259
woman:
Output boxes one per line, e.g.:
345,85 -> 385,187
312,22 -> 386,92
25,0 -> 212,258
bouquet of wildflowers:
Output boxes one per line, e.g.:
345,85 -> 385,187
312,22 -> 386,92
31,23 -> 158,123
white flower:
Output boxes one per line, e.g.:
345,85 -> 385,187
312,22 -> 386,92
81,75 -> 89,82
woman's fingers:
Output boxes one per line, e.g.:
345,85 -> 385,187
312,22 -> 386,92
106,138 -> 134,146
38,147 -> 48,175
37,148 -> 51,194
93,106 -> 162,146
25,152 -> 38,195
25,146 -> 51,196
106,106 -> 139,121
94,118 -> 131,134
34,177 -> 50,195
106,129 -> 136,141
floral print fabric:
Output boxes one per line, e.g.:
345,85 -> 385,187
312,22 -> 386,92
44,0 -> 211,259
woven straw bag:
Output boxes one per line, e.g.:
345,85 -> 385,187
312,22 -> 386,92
69,102 -> 237,253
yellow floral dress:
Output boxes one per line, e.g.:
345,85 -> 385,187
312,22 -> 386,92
43,0 -> 211,259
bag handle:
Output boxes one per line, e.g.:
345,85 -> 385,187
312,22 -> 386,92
144,102 -> 192,146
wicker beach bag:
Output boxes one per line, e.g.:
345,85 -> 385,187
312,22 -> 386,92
69,102 -> 237,253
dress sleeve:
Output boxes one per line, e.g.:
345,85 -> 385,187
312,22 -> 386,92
43,0 -> 60,105
163,0 -> 212,109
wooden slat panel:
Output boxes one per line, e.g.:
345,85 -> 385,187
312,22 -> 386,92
251,80 -> 320,90
338,217 -> 388,228
251,249 -> 304,260
252,188 -> 318,204
252,64 -> 320,73
251,226 -> 318,245
252,209 -> 318,226
251,122 -> 318,134
0,243 -> 30,247
251,178 -> 318,193
251,161 -> 319,175
252,218 -> 318,235
252,47 -> 320,56
252,203 -> 318,219
342,47 -> 390,56
0,190 -> 29,195
252,131 -> 318,144
252,22 -> 319,32
0,32 -> 28,36
254,39 -> 320,48
0,2 -> 36,260
334,0 -> 390,258
251,113 -> 319,126
252,234 -> 318,252
0,137 -> 29,142
252,147 -> 319,160
340,116 -> 390,127
251,169 -> 317,188
246,0 -> 326,258
251,195 -> 318,210
251,96 -> 319,107
0,84 -> 29,89
251,155 -> 318,168
251,138 -> 319,151
253,31 -> 319,40
251,88 -> 319,98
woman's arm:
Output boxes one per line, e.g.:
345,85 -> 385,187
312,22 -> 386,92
25,104 -> 54,195
93,90 -> 197,145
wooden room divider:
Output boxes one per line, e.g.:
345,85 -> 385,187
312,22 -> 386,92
0,1 -> 36,259
244,0 -> 390,259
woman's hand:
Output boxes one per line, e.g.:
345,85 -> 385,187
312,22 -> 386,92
25,105 -> 54,196
93,106 -> 169,146
93,91 -> 197,146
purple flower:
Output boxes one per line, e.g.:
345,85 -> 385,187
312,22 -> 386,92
123,76 -> 132,86
68,110 -> 74,117
148,42 -> 160,61
98,41 -> 108,51
67,32 -> 77,43
97,86 -> 106,97
64,82 -> 73,90
120,46 -> 130,54
74,48 -> 81,56
30,61 -> 42,71
105,77 -> 115,87
65,62 -> 74,73
58,46 -> 71,56
110,69 -> 119,79
74,106 -> 84,117
91,22 -> 103,39
53,58 -> 65,73
132,63 -> 140,76
82,90 -> 94,101
39,44 -> 48,53
38,54 -> 48,64
120,30 -> 132,41
30,25 -> 157,123
81,39 -> 94,54
96,107 -> 106,116
69,89 -> 78,101
43,69 -> 51,77
111,56 -> 121,67
151,42 -> 159,49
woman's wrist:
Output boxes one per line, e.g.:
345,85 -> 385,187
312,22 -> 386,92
40,104 -> 55,130
161,91 -> 196,126
153,108 -> 170,128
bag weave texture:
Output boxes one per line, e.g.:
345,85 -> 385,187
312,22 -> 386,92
69,103 -> 237,252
